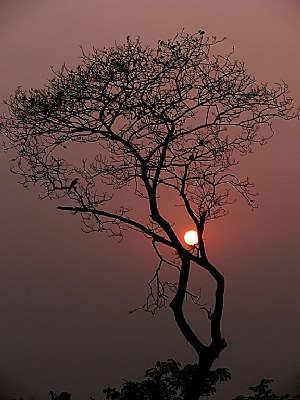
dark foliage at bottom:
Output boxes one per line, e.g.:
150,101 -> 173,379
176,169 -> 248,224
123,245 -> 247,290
233,378 -> 300,400
48,362 -> 300,400
103,358 -> 230,400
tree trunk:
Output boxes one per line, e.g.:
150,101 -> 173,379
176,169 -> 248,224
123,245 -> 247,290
186,366 -> 210,400
170,249 -> 227,400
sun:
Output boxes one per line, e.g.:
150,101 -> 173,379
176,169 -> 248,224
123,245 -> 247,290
184,230 -> 198,246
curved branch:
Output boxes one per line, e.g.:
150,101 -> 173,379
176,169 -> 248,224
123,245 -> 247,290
57,205 -> 173,248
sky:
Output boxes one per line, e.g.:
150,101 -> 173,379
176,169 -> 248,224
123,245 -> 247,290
0,1 -> 300,399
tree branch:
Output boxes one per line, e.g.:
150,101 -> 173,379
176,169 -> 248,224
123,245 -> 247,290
57,205 -> 173,248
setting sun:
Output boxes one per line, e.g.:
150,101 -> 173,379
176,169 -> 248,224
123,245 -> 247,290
184,230 -> 198,246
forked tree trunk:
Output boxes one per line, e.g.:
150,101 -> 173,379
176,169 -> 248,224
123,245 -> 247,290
170,250 -> 227,400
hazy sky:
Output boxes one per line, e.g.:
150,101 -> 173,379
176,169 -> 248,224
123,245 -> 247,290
1,1 -> 300,399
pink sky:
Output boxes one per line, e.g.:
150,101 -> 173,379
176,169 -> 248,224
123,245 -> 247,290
0,1 -> 300,399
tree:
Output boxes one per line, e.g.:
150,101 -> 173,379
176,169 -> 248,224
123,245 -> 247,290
1,31 -> 298,400
103,358 -> 230,400
50,391 -> 72,400
233,378 -> 300,400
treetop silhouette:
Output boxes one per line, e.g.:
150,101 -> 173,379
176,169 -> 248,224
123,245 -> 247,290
103,358 -> 230,400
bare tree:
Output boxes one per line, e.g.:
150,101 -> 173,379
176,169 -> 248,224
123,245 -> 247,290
1,31 -> 298,400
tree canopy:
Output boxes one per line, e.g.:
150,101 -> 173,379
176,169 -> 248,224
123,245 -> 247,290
103,358 -> 230,400
2,31 -> 296,228
233,378 -> 300,400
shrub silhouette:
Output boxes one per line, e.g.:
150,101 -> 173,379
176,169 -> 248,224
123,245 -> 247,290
233,378 -> 300,400
103,358 -> 230,400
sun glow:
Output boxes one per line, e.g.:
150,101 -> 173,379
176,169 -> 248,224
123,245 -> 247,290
184,230 -> 198,246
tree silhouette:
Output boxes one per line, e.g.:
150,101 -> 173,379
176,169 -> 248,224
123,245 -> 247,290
1,31 -> 298,400
233,378 -> 300,400
50,391 -> 72,400
103,358 -> 230,400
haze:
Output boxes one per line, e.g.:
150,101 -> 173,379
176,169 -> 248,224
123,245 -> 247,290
0,1 -> 299,399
